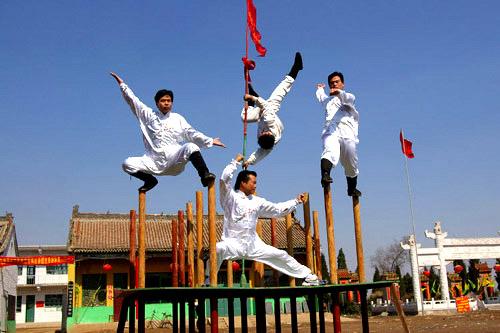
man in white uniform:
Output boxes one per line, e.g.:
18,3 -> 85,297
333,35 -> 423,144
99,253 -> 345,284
215,154 -> 320,285
110,72 -> 225,191
316,71 -> 361,196
241,52 -> 303,167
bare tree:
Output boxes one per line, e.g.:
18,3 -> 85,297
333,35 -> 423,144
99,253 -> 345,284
370,237 -> 409,273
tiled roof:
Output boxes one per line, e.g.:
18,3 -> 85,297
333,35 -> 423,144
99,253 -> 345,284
68,206 -> 308,254
0,213 -> 16,254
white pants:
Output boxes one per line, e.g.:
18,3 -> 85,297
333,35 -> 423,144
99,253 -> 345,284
259,75 -> 293,126
214,236 -> 311,278
122,143 -> 200,176
321,133 -> 359,178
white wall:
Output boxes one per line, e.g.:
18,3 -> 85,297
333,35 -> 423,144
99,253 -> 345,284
16,287 -> 64,323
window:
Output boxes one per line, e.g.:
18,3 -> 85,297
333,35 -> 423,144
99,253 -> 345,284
146,272 -> 171,288
46,264 -> 68,275
45,294 -> 63,308
17,266 -> 22,275
113,273 -> 128,290
26,266 -> 35,284
82,274 -> 106,306
16,296 -> 21,312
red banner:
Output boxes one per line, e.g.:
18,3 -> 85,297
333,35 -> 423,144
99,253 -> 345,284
247,0 -> 267,56
0,256 -> 75,267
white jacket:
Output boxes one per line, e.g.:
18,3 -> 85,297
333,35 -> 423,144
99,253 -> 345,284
316,87 -> 359,142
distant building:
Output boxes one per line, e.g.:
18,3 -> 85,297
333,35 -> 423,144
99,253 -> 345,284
16,245 -> 68,324
66,205 -> 308,323
0,213 -> 19,333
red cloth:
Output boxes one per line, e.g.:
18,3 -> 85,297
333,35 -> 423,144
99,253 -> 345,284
399,131 -> 415,158
247,0 -> 267,56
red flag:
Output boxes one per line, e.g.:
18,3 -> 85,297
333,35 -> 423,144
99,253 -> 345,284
399,130 -> 415,158
247,0 -> 267,56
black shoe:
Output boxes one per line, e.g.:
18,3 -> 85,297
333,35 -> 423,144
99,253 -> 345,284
288,52 -> 303,79
321,174 -> 333,188
201,172 -> 216,187
130,171 -> 158,192
320,158 -> 333,188
248,84 -> 259,98
347,176 -> 362,197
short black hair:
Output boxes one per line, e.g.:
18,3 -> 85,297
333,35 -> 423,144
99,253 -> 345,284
327,71 -> 344,84
154,89 -> 174,104
234,170 -> 257,191
258,133 -> 275,150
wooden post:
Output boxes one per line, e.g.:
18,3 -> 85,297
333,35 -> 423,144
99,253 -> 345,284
303,193 -> 314,270
271,217 -> 279,286
178,210 -> 186,286
390,283 -> 411,333
323,185 -> 337,284
352,196 -> 365,282
255,220 -> 264,286
172,219 -> 178,287
129,210 -> 137,289
286,213 -> 295,287
195,191 -> 204,287
186,202 -> 195,287
312,210 -> 322,280
208,180 -> 217,286
138,191 -> 146,288
227,260 -> 233,287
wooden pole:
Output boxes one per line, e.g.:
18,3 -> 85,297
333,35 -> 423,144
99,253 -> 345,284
390,283 -> 411,333
352,196 -> 366,282
255,220 -> 264,286
227,259 -> 233,287
323,185 -> 337,284
172,219 -> 178,287
271,217 -> 279,286
312,210 -> 322,280
303,193 -> 314,270
129,210 -> 137,289
186,202 -> 195,287
195,191 -> 204,287
208,180 -> 217,286
285,213 -> 295,287
138,191 -> 146,288
178,210 -> 186,286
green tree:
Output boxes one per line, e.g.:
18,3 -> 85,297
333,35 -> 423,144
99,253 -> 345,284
373,267 -> 381,282
467,259 -> 480,293
321,253 -> 330,283
453,259 -> 467,290
400,273 -> 413,300
337,248 -> 347,270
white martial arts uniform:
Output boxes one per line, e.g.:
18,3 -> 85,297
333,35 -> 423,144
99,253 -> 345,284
215,159 -> 311,278
119,83 -> 214,176
241,75 -> 294,165
316,87 -> 359,178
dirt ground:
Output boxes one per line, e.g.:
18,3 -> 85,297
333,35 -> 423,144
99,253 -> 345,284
16,310 -> 500,333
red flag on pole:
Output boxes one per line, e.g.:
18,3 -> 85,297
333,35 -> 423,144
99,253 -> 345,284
247,0 -> 267,56
400,130 -> 415,158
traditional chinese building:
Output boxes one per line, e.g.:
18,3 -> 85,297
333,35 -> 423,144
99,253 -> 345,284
66,205 -> 309,324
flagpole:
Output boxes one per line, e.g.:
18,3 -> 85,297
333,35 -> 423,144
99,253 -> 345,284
400,128 -> 425,314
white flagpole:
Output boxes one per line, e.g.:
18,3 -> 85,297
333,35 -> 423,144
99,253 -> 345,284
400,128 -> 425,314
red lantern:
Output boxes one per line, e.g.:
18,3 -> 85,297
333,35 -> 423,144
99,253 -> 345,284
232,261 -> 240,272
454,265 -> 464,274
103,263 -> 112,272
423,270 -> 431,277
495,264 -> 500,273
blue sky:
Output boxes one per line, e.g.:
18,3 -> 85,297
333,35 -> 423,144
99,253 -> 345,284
1,1 -> 499,276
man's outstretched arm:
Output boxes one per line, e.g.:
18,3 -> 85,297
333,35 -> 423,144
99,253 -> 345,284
110,72 -> 154,121
219,154 -> 243,206
257,192 -> 306,218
